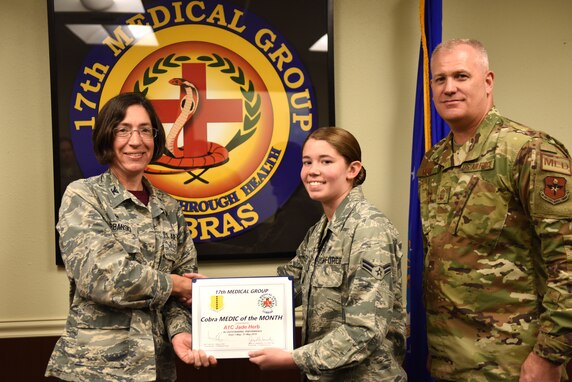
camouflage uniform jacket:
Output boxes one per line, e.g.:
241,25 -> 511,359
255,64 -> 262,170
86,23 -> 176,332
45,170 -> 197,382
278,186 -> 407,381
418,108 -> 572,381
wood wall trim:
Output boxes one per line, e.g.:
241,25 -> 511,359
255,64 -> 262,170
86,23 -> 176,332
0,318 -> 65,338
0,310 -> 302,338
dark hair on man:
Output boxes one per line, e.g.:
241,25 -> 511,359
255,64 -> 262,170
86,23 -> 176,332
304,126 -> 367,186
92,92 -> 166,165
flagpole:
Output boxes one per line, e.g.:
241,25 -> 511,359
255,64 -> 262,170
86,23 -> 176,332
405,1 -> 447,380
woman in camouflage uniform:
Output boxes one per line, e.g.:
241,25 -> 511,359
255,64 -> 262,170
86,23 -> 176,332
249,127 -> 407,381
46,93 -> 216,381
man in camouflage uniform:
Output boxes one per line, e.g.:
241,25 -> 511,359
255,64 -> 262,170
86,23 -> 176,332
418,38 -> 572,381
279,186 -> 407,381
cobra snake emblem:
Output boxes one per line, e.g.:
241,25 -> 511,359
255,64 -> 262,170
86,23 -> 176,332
148,77 -> 230,181
165,78 -> 199,157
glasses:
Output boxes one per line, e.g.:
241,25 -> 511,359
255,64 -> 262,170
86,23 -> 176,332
114,125 -> 157,139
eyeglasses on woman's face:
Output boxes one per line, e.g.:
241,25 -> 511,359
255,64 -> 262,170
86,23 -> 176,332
113,125 -> 157,139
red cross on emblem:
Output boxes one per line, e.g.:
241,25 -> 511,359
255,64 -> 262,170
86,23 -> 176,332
151,62 -> 243,159
263,298 -> 273,308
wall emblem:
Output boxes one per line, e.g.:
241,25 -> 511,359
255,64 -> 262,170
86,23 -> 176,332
68,0 -> 317,242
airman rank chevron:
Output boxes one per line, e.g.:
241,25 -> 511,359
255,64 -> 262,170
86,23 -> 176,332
362,259 -> 391,280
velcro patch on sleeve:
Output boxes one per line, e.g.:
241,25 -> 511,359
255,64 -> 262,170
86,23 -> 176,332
362,259 -> 391,280
532,173 -> 572,218
540,176 -> 570,205
541,153 -> 572,175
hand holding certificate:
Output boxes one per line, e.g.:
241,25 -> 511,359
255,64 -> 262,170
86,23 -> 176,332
192,276 -> 295,359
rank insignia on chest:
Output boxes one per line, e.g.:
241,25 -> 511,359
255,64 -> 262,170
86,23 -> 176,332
436,186 -> 450,204
540,176 -> 570,204
362,259 -> 391,280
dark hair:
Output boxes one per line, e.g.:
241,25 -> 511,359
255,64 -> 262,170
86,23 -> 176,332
92,92 -> 166,165
303,126 -> 367,186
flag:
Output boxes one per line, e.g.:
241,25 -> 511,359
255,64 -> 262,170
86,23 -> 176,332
405,0 -> 448,380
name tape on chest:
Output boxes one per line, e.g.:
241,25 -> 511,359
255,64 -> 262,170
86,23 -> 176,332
316,256 -> 342,265
460,160 -> 494,172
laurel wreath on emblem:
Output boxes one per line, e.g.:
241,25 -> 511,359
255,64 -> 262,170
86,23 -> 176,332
134,53 -> 191,95
133,53 -> 260,153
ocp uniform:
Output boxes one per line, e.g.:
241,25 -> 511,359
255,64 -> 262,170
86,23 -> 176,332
418,108 -> 572,381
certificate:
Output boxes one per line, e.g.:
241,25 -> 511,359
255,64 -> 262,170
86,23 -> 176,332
192,276 -> 295,359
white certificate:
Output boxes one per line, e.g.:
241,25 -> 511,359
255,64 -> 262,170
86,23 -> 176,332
191,276 -> 295,359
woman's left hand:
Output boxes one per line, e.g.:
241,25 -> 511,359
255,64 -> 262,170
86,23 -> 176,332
248,348 -> 298,370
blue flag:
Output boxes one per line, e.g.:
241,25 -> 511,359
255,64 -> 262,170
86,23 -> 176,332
405,0 -> 448,380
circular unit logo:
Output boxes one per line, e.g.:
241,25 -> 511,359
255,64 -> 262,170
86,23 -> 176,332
68,0 -> 317,242
257,293 -> 277,314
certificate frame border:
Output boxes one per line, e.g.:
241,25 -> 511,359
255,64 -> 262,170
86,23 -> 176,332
191,276 -> 295,359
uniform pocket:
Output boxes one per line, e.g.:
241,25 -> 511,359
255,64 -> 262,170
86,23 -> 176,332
310,265 -> 345,316
75,327 -> 131,367
448,175 -> 509,249
75,301 -> 132,328
312,265 -> 344,287
112,228 -> 140,255
74,303 -> 132,368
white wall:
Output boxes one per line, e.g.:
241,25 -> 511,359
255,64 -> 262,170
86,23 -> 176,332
1,0 -> 571,338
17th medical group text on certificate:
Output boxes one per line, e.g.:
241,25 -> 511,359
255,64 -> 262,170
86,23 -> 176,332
192,276 -> 295,359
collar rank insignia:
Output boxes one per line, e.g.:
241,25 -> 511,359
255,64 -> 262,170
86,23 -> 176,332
362,259 -> 391,280
541,176 -> 569,204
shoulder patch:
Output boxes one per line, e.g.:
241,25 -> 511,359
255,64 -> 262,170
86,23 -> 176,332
541,153 -> 571,175
361,259 -> 391,280
540,176 -> 570,205
540,141 -> 559,154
